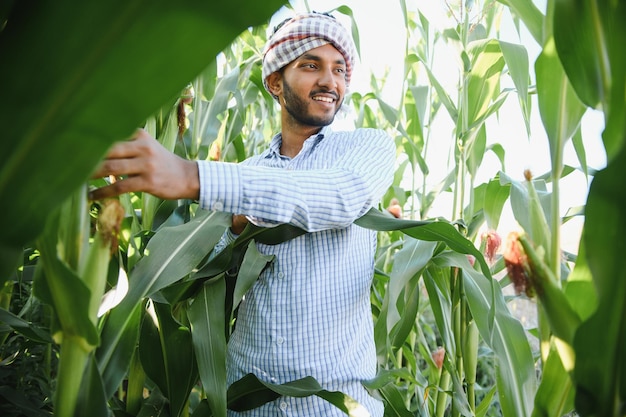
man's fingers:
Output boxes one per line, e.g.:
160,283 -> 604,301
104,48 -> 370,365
91,157 -> 144,179
92,130 -> 157,178
103,130 -> 147,159
89,176 -> 144,201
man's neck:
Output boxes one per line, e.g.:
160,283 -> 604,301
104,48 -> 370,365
279,124 -> 323,158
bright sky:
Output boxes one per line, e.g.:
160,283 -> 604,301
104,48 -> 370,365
272,0 -> 607,252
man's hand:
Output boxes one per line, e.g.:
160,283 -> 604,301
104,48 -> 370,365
90,129 -> 200,201
231,214 -> 249,235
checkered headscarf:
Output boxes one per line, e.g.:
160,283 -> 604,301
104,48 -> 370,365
262,12 -> 356,96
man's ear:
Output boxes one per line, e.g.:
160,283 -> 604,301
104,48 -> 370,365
266,72 -> 282,97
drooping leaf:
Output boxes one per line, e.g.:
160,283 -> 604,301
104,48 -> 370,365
227,373 -> 368,416
0,0 -> 286,253
0,307 -> 52,344
496,0 -> 544,44
499,41 -> 531,134
355,208 -> 492,279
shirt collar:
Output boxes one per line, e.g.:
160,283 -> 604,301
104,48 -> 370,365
266,126 -> 330,158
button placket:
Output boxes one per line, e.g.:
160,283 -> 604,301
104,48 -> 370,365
279,400 -> 288,412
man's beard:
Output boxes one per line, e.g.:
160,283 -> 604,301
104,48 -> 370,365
282,78 -> 342,127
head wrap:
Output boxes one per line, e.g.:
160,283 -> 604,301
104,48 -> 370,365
262,12 -> 356,96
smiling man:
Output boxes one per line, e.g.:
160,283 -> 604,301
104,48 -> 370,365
91,11 -> 395,417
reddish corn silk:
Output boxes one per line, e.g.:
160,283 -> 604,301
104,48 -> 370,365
481,229 -> 502,263
431,347 -> 445,369
386,197 -> 402,219
503,231 -> 534,297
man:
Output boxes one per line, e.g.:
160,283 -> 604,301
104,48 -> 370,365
91,11 -> 395,416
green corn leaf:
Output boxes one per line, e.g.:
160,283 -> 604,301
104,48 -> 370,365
467,124 -> 487,178
465,39 -> 505,131
496,0 -> 544,44
420,62 -> 459,122
386,238 -> 436,336
483,176 -> 511,230
536,37 -> 586,173
74,356 -> 109,417
373,383 -> 413,417
97,302 -> 143,401
232,241 -> 274,312
227,373 -> 368,416
552,0 -> 606,110
142,108 -> 180,232
476,386 -> 497,417
140,302 -> 198,417
499,41 -> 531,134
574,143 -> 626,416
0,307 -> 53,344
35,223 -> 99,347
385,239 -> 437,349
0,0 -> 287,254
570,126 -> 588,182
201,67 -> 241,152
563,240 -> 596,322
435,251 -> 537,417
355,208 -> 491,279
189,278 -> 228,417
97,209 -> 229,396
423,266 -> 455,358
500,172 -> 552,257
532,346 -> 575,417
553,0 -> 626,161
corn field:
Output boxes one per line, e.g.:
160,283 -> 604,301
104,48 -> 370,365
0,0 -> 625,416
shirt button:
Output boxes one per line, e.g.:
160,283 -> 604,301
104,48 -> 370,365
212,201 -> 224,211
279,401 -> 288,411
277,336 -> 284,345
277,272 -> 284,279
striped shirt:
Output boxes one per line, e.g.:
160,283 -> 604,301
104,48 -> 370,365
198,126 -> 395,416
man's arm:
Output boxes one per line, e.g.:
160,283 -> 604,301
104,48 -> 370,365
91,128 -> 396,233
197,129 -> 396,232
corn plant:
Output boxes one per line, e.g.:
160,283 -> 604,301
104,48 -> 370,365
1,0 -> 625,416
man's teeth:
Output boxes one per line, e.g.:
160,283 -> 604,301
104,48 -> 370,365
313,96 -> 334,103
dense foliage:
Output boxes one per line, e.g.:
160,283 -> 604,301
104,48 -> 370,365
0,0 -> 624,416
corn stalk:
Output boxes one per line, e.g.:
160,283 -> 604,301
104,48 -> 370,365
36,190 -> 123,417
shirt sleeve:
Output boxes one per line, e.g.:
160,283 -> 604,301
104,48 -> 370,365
197,129 -> 395,232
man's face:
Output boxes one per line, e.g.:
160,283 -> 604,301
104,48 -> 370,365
278,44 -> 347,127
